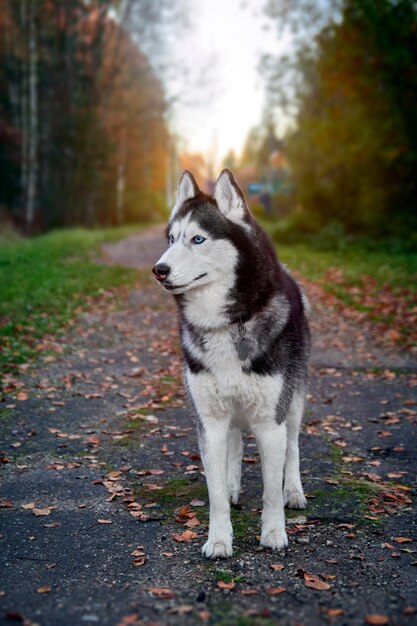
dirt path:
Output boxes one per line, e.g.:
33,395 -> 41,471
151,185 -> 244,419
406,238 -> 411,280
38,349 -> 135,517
1,227 -> 416,626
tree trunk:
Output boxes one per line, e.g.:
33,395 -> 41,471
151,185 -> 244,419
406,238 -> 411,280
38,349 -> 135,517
26,0 -> 38,229
20,0 -> 28,218
116,127 -> 127,224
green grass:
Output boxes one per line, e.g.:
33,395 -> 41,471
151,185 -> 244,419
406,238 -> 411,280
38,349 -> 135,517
0,224 -> 144,374
270,235 -> 417,347
259,218 -> 417,291
275,242 -> 417,291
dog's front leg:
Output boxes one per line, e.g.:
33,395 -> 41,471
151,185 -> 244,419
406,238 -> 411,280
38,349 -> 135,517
199,419 -> 233,558
253,420 -> 288,550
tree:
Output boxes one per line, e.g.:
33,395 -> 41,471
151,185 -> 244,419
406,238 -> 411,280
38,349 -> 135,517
0,0 -> 179,230
263,0 -> 417,236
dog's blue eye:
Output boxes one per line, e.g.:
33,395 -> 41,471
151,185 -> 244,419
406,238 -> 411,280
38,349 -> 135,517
169,234 -> 175,244
192,235 -> 206,245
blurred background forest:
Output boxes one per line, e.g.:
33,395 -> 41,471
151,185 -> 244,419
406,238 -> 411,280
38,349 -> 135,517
0,0 -> 416,247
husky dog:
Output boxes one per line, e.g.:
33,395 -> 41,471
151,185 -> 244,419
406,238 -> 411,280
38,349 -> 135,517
152,169 -> 310,558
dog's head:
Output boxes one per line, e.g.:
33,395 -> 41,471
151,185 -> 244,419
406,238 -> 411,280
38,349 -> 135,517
152,169 -> 251,295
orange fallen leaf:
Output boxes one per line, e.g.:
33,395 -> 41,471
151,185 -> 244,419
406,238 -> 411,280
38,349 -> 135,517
270,564 -> 285,571
198,610 -> 211,621
116,614 -> 141,626
168,605 -> 193,615
240,589 -> 258,595
304,573 -> 331,590
265,587 -> 286,596
326,608 -> 344,617
365,615 -> 389,625
184,517 -> 200,528
130,550 -> 146,557
143,483 -> 163,491
86,435 -> 100,446
217,581 -> 235,590
394,537 -> 412,544
132,556 -> 147,567
177,505 -> 190,516
97,519 -> 112,524
148,587 -> 176,599
171,530 -> 198,543
37,587 -> 51,594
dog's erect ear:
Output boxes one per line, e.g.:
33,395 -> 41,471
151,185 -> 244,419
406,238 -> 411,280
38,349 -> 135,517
214,169 -> 248,224
171,170 -> 199,218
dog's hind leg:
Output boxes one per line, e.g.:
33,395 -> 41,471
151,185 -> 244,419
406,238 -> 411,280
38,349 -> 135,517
199,419 -> 233,558
284,390 -> 307,509
253,420 -> 288,550
227,427 -> 243,505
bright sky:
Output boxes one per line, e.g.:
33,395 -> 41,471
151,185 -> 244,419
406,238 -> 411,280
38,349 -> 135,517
168,0 -> 290,165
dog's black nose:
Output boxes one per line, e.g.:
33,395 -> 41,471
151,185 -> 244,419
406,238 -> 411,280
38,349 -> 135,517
152,263 -> 171,282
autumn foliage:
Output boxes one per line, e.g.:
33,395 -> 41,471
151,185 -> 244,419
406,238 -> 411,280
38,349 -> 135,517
0,0 -> 169,231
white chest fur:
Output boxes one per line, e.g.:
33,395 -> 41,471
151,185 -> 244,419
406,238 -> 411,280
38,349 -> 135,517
184,326 -> 283,426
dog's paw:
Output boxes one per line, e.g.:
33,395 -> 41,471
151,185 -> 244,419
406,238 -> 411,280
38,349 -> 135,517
202,537 -> 233,559
229,489 -> 240,505
260,528 -> 288,551
284,487 -> 307,510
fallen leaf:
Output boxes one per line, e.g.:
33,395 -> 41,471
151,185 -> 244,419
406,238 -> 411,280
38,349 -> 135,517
190,499 -> 205,507
171,530 -> 198,543
168,605 -> 193,615
326,608 -> 344,617
132,556 -> 147,567
365,615 -> 389,626
185,517 -> 200,528
97,519 -> 112,524
130,550 -> 146,557
0,499 -> 13,509
148,587 -> 176,599
198,610 -> 211,620
21,502 -> 36,510
403,607 -> 416,616
116,614 -> 141,626
217,581 -> 235,590
270,564 -> 285,571
32,507 -> 52,516
37,587 -> 51,594
265,587 -> 286,596
304,573 -> 331,590
143,483 -> 163,491
86,435 -> 100,446
394,537 -> 412,544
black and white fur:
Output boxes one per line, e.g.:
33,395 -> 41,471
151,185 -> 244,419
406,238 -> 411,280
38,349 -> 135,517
153,169 -> 310,558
